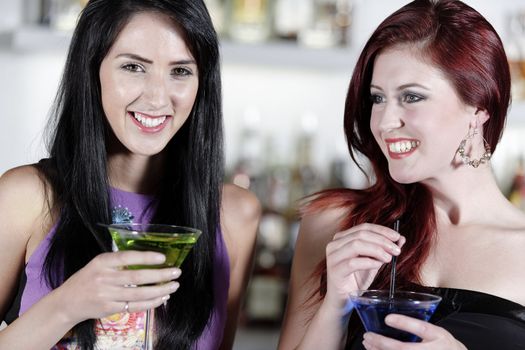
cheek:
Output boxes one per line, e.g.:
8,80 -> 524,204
369,112 -> 382,143
101,77 -> 143,119
171,82 -> 199,111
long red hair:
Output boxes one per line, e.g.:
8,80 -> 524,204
302,0 -> 511,343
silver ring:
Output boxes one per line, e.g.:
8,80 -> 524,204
124,301 -> 129,313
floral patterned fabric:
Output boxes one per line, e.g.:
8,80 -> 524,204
51,310 -> 147,349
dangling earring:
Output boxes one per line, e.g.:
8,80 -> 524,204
457,126 -> 492,168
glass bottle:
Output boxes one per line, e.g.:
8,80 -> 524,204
204,0 -> 226,36
298,0 -> 353,48
226,0 -> 272,43
506,11 -> 525,101
273,0 -> 312,41
47,0 -> 83,30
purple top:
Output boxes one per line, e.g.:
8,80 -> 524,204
6,187 -> 230,349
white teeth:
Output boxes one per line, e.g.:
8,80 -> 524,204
388,141 -> 419,154
132,112 -> 167,128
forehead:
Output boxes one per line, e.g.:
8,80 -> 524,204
371,46 -> 448,87
108,11 -> 193,59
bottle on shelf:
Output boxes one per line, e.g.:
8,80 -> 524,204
204,0 -> 227,36
288,112 -> 323,206
505,11 -> 525,101
273,0 -> 313,41
230,106 -> 265,192
46,0 -> 84,30
225,0 -> 273,43
297,0 -> 353,48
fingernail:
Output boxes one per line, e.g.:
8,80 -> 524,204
171,268 -> 181,277
169,282 -> 179,291
153,253 -> 166,263
385,314 -> 396,324
392,245 -> 401,254
162,295 -> 170,301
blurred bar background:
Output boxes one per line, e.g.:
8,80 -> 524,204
1,1 -> 525,348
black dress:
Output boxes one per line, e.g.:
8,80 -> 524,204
347,284 -> 525,349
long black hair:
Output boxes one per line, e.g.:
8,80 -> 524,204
38,0 -> 223,348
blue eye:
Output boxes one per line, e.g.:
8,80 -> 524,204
121,63 -> 145,73
402,93 -> 424,103
370,94 -> 385,104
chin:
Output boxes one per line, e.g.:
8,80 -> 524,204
129,143 -> 170,157
389,171 -> 419,185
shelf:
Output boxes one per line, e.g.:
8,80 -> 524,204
0,26 -> 71,52
0,26 -> 358,71
220,39 -> 357,72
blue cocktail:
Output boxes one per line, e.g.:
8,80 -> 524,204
349,290 -> 441,342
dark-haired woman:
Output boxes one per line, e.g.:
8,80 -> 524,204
279,1 -> 525,349
0,1 -> 260,349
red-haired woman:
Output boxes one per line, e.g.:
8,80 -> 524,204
279,0 -> 525,349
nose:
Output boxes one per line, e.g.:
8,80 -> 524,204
142,72 -> 170,110
376,101 -> 404,133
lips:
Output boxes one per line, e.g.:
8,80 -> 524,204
128,111 -> 171,133
385,138 -> 420,159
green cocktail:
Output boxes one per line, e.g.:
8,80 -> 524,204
105,223 -> 202,269
100,223 -> 202,350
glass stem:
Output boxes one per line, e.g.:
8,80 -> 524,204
144,308 -> 154,350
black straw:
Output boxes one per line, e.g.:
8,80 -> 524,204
389,220 -> 400,299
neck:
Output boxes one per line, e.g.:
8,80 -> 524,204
107,151 -> 165,195
422,163 -> 508,226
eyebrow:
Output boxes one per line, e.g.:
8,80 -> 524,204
370,83 -> 430,91
116,53 -> 196,65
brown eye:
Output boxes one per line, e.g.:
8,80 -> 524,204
172,67 -> 192,76
122,63 -> 145,73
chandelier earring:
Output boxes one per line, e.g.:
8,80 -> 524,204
457,126 -> 492,168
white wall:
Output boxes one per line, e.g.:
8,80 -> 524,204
0,49 -> 65,172
0,0 -> 23,31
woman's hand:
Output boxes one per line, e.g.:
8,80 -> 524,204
362,314 -> 467,350
53,250 -> 181,324
323,223 -> 405,311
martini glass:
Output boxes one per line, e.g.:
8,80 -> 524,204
101,223 -> 202,350
349,290 -> 441,342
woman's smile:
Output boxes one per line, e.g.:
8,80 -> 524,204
128,111 -> 172,133
385,138 -> 421,159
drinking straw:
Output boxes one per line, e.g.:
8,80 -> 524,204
389,219 -> 400,299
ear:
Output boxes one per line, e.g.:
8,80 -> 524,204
469,108 -> 490,128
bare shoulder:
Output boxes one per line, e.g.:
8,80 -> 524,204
0,164 -> 50,227
289,206 -> 349,296
221,183 -> 261,226
0,165 -> 53,317
220,184 -> 261,264
296,206 -> 350,269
